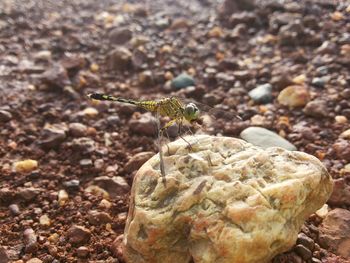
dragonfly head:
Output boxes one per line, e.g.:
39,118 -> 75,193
184,102 -> 200,122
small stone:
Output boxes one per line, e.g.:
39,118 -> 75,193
295,244 -> 312,260
303,100 -> 328,117
14,160 -> 38,173
169,18 -> 190,30
271,73 -> 294,90
341,88 -> 350,99
92,176 -> 130,198
240,126 -> 297,150
333,140 -> 350,161
111,235 -> 124,258
297,233 -> 315,251
39,214 -> 51,226
278,85 -> 310,108
82,107 -> 98,117
248,83 -> 273,104
99,199 -> 112,209
311,77 -> 327,88
38,125 -> 67,149
79,159 -> 93,167
17,187 -> 40,201
90,63 -> 99,72
107,115 -> 121,126
250,115 -> 266,126
88,210 -> 112,225
138,70 -> 154,87
328,178 -> 350,206
109,27 -> 132,45
208,26 -> 223,38
129,113 -> 157,136
60,54 -> 86,71
40,64 -> 71,89
66,225 -> 91,245
63,179 -> 80,192
58,190 -> 69,206
9,204 -> 20,216
77,246 -> 89,258
0,246 -> 9,263
335,115 -> 347,124
48,233 -> 59,243
69,123 -> 87,137
71,137 -> 96,154
311,258 -> 322,263
85,185 -> 109,199
24,228 -> 38,253
315,204 -> 329,218
171,73 -> 195,89
0,110 -> 12,123
107,47 -> 132,71
319,208 -> 350,258
26,258 -> 42,263
124,152 -> 154,173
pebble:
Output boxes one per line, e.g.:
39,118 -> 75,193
71,137 -> 95,154
303,100 -> 328,117
85,185 -> 109,199
24,228 -> 38,253
107,47 -> 132,70
92,176 -> 130,198
38,125 -> 67,149
208,26 -> 223,38
341,88 -> 350,99
277,85 -> 310,108
129,113 -> 157,136
88,210 -> 112,225
107,115 -> 121,126
297,233 -> 315,251
335,115 -> 347,124
66,225 -> 91,245
319,208 -> 350,258
39,214 -> 51,226
9,204 -> 20,216
270,73 -> 294,90
108,27 -> 132,45
171,73 -> 195,89
248,83 -> 273,104
77,246 -> 90,258
63,179 -> 80,192
98,199 -> 112,209
333,140 -> 350,161
0,246 -> 9,263
240,126 -> 297,151
40,64 -> 71,89
311,77 -> 327,88
295,244 -> 312,260
14,159 -> 38,173
58,189 -> 69,206
138,70 -> 154,87
0,110 -> 12,123
26,259 -> 43,263
17,187 -> 40,201
315,204 -> 329,219
328,178 -> 350,206
82,107 -> 98,117
124,151 -> 154,173
48,233 -> 59,244
69,123 -> 88,137
79,159 -> 93,167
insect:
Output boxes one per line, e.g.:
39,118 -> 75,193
87,93 -> 240,184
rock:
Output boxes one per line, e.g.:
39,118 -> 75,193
303,100 -> 328,117
0,188 -> 14,204
124,152 -> 155,173
333,140 -> 350,161
17,187 -> 40,201
208,26 -> 223,38
248,83 -> 273,104
328,178 -> 350,206
171,73 -> 195,89
8,204 -> 20,216
109,27 -> 132,45
240,127 -> 297,151
66,225 -> 91,245
311,77 -> 327,88
111,235 -> 124,258
335,115 -> 347,124
24,228 -> 38,253
123,135 -> 333,263
39,214 -> 51,226
278,85 -> 310,108
69,123 -> 87,137
295,244 -> 312,260
271,73 -> 294,91
319,208 -> 350,258
60,54 -> 86,72
82,107 -> 98,117
315,204 -> 329,219
0,110 -> 12,123
40,63 -> 71,89
77,246 -> 89,258
0,246 -> 9,263
26,259 -> 42,263
14,160 -> 38,173
138,70 -> 154,87
70,137 -> 95,154
79,159 -> 92,167
340,129 -> 350,139
297,233 -> 315,251
63,179 -> 80,192
58,189 -> 69,206
85,185 -> 109,199
341,88 -> 350,99
88,210 -> 112,225
230,11 -> 256,27
107,47 -> 132,71
129,113 -> 157,136
218,0 -> 256,17
38,125 -> 67,149
92,176 -> 130,198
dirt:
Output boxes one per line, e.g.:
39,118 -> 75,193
0,0 -> 349,262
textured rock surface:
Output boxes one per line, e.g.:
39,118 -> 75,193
123,135 -> 333,263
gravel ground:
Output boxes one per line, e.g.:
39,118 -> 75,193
0,0 -> 349,262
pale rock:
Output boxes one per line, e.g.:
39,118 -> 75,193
340,129 -> 350,139
58,190 -> 69,206
39,214 -> 51,226
315,204 -> 329,219
277,85 -> 310,108
85,185 -> 110,199
26,259 -> 42,263
123,135 -> 333,263
14,160 -> 38,173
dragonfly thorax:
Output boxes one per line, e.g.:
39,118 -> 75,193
183,102 -> 200,122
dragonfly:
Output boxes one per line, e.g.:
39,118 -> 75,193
87,93 -> 241,185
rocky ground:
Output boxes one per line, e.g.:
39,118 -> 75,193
0,0 -> 349,262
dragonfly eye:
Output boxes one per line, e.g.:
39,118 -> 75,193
184,103 -> 200,121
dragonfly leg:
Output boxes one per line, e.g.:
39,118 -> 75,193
177,120 -> 193,151
156,111 -> 167,186
163,129 -> 171,155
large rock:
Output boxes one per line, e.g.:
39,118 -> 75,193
123,135 -> 333,263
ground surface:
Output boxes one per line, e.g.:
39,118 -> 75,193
0,0 -> 349,262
